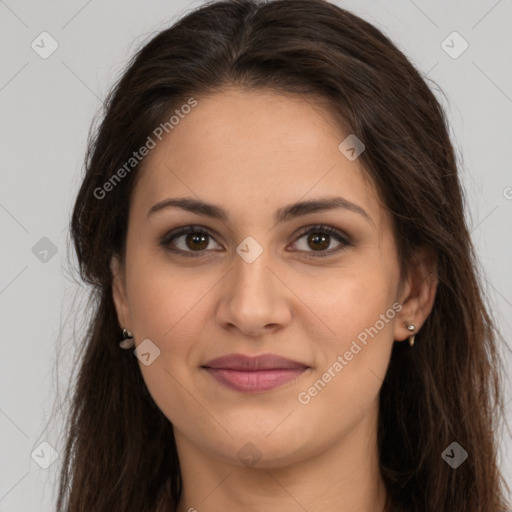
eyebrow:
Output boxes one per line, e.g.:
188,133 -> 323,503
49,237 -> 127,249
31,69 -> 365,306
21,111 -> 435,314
147,196 -> 372,224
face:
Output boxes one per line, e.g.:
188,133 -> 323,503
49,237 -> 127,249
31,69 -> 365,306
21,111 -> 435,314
112,87 -> 433,469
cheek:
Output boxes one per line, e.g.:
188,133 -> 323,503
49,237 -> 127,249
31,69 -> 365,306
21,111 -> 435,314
123,253 -> 217,415
125,267 -> 204,427
297,255 -> 399,346
126,245 -> 209,341
293,257 -> 398,409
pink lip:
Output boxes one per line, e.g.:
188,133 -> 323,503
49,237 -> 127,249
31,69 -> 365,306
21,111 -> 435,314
202,353 -> 310,393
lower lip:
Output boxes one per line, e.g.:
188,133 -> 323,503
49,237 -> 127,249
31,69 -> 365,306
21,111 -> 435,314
203,367 -> 308,392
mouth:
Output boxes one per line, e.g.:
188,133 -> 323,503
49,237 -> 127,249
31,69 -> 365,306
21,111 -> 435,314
201,353 -> 311,393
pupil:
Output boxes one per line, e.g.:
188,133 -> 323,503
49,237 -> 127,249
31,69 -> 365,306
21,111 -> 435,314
186,233 -> 208,250
309,233 -> 329,251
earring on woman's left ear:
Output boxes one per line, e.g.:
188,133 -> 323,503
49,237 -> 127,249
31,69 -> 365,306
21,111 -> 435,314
403,322 -> 416,347
395,322 -> 416,347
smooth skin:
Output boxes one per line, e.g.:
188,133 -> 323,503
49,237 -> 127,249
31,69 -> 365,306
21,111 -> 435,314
111,87 -> 438,512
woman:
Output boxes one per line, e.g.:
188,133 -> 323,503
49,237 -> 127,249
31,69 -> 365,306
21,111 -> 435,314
56,0 -> 511,510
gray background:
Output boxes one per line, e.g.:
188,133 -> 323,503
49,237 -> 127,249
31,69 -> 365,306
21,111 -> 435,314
1,0 -> 511,510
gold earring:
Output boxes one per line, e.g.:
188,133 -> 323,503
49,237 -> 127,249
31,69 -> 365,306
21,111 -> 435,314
403,322 -> 416,347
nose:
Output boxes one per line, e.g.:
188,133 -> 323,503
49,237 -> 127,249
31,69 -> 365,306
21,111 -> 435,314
215,244 -> 292,337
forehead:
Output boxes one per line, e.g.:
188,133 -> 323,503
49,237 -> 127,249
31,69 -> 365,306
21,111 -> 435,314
131,88 -> 383,228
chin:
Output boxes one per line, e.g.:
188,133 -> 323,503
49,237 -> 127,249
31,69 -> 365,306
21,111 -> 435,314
207,426 -> 314,469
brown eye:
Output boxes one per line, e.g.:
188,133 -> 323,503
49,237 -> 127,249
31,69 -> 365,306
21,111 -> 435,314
306,232 -> 331,251
184,232 -> 209,251
161,226 -> 222,257
291,224 -> 351,258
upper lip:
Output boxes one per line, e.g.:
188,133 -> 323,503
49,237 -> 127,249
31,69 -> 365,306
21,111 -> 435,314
202,353 -> 310,371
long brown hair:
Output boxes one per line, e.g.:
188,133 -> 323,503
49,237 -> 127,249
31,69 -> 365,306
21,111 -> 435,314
55,0 -> 511,510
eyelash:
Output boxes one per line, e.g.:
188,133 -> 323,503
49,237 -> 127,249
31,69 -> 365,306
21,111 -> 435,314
160,224 -> 351,259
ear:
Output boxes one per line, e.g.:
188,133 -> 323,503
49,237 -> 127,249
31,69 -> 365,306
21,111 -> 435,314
394,247 -> 438,341
111,254 -> 132,331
